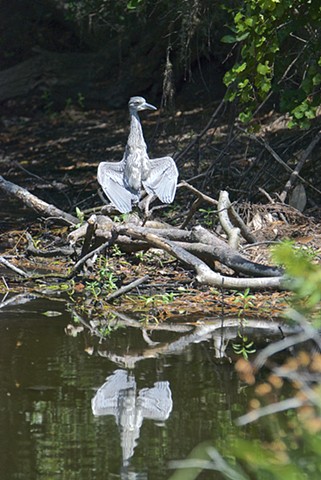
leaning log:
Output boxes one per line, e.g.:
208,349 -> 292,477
0,175 -> 78,225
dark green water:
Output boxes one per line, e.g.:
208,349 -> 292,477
0,295 -> 283,480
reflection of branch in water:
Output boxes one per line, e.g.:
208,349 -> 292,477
92,369 -> 173,468
70,309 -> 296,368
95,314 -> 293,368
0,292 -> 39,309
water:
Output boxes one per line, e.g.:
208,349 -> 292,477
0,295 -> 286,480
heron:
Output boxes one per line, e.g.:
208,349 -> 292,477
97,96 -> 178,213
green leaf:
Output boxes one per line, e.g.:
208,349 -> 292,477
239,110 -> 253,123
236,32 -> 250,41
234,62 -> 247,73
221,34 -> 237,43
257,62 -> 271,75
313,73 -> 321,86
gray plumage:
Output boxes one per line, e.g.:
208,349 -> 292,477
97,96 -> 178,213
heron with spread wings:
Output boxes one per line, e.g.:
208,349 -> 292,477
97,96 -> 178,213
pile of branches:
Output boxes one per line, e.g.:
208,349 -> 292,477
0,175 -> 284,293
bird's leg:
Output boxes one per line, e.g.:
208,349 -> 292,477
140,193 -> 156,224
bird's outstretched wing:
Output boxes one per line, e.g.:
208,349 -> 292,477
143,156 -> 178,204
97,161 -> 138,213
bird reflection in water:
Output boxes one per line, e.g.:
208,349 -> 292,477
92,369 -> 173,477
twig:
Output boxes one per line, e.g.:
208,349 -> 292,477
280,130 -> 321,202
179,180 -> 218,206
71,231 -> 118,275
174,99 -> 226,164
218,191 -> 240,249
106,275 -> 150,302
180,182 -> 256,243
254,310 -> 321,369
80,214 -> 97,258
242,133 -> 321,197
0,256 -> 30,278
25,233 -> 74,257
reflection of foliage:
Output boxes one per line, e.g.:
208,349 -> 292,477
232,332 -> 256,360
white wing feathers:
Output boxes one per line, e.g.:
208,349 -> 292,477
97,161 -> 137,214
143,156 -> 178,204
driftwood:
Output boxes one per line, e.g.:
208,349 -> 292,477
180,182 -> 256,243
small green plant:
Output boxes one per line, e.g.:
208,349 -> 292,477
96,257 -> 118,291
41,89 -> 54,115
65,97 -> 73,109
111,244 -> 124,257
232,289 -> 256,357
140,295 -> 155,307
138,292 -> 176,307
46,279 -> 76,301
127,0 -> 143,10
85,280 -> 101,300
77,92 -> 85,108
75,207 -> 85,227
135,251 -> 145,262
199,207 -> 216,228
113,213 -> 129,223
98,323 -> 121,337
160,292 -> 176,304
233,288 -> 255,317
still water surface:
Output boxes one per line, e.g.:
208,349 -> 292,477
0,296 -> 281,480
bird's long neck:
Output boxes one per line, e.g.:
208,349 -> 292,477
127,110 -> 147,153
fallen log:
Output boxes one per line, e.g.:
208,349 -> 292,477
0,175 -> 78,225
116,226 -> 284,290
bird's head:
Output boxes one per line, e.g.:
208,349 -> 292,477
128,96 -> 157,113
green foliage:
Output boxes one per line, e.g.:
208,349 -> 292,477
64,0 -> 231,81
272,240 -> 321,318
126,0 -> 143,10
41,89 -> 55,115
223,0 -> 321,127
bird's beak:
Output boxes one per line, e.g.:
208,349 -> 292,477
143,102 -> 157,111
